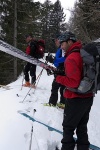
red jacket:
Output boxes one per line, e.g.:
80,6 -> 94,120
26,45 -> 31,55
56,41 -> 93,98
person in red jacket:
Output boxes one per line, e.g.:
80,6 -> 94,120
23,34 -> 37,87
56,32 -> 93,150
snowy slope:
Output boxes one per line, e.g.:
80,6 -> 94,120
0,66 -> 100,150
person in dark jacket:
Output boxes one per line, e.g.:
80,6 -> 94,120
56,31 -> 93,150
46,34 -> 66,108
23,34 -> 37,87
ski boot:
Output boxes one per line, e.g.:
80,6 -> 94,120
23,81 -> 31,87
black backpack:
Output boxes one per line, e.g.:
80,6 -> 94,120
36,39 -> 45,59
67,42 -> 100,94
30,39 -> 45,59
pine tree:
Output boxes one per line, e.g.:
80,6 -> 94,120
0,0 -> 41,84
68,0 -> 100,43
48,0 -> 66,52
38,0 -> 53,52
49,0 -> 66,35
39,0 -> 66,52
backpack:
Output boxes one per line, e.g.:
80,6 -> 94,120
30,39 -> 45,59
36,39 -> 45,59
68,42 -> 100,94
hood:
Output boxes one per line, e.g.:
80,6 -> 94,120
65,41 -> 82,57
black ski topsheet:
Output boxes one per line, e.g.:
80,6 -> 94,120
0,40 -> 56,73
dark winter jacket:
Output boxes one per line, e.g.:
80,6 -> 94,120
56,41 -> 93,98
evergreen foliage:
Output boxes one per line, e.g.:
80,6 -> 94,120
49,0 -> 66,52
68,0 -> 100,43
1,0 -> 99,85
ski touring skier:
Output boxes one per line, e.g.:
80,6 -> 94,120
23,34 -> 37,88
56,31 -> 94,150
23,34 -> 45,88
45,34 -> 66,108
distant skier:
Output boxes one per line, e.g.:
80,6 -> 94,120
45,34 -> 66,108
23,34 -> 45,88
23,34 -> 37,87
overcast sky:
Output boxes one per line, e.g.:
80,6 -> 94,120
34,0 -> 77,22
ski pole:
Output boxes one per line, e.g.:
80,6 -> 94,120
21,86 -> 32,103
32,59 -> 49,94
22,60 -> 48,102
32,109 -> 40,150
32,68 -> 44,94
21,69 -> 44,103
29,125 -> 33,150
29,109 -> 36,150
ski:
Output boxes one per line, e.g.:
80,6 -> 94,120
43,103 -> 65,109
0,40 -> 56,74
43,103 -> 57,107
19,112 -> 100,150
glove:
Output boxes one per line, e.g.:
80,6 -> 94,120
46,68 -> 54,76
54,69 -> 65,76
46,54 -> 54,63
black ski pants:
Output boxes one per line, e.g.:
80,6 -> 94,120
61,96 -> 93,150
24,62 -> 36,84
49,78 -> 65,106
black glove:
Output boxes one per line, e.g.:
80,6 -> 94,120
46,69 -> 53,75
54,69 -> 65,76
46,54 -> 54,63
46,68 -> 65,76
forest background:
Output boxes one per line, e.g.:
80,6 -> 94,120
0,0 -> 100,84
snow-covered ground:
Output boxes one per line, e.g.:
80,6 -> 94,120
0,66 -> 100,150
